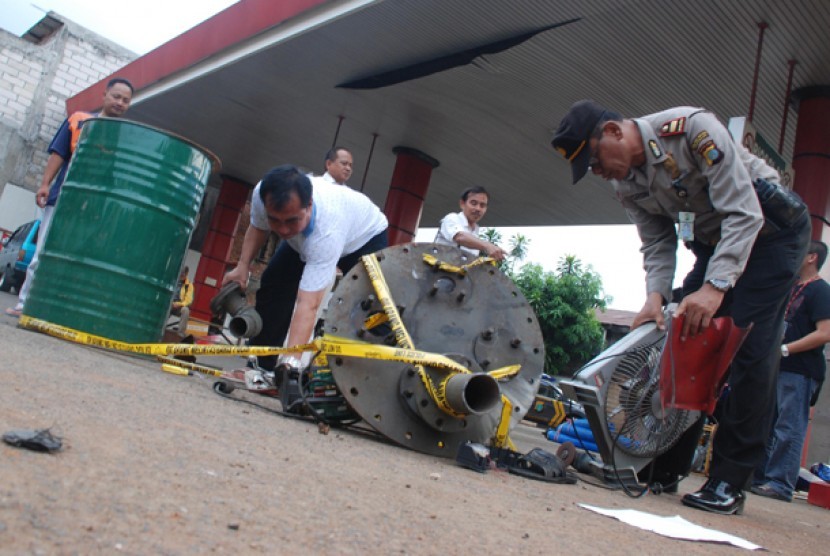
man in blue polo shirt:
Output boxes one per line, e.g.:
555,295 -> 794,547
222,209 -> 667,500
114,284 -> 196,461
7,77 -> 133,317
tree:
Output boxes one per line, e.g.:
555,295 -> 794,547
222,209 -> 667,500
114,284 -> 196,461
481,228 -> 529,273
480,227 -> 502,248
510,257 -> 608,376
556,254 -> 581,276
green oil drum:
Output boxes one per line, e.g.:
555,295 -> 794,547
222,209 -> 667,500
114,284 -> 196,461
23,118 -> 218,343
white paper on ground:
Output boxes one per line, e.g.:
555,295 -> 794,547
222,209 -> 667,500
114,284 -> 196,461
579,504 -> 763,551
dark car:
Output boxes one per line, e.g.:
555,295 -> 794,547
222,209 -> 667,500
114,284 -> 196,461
524,374 -> 586,427
0,220 -> 40,293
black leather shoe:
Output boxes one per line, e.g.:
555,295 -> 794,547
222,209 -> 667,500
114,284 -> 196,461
682,478 -> 745,515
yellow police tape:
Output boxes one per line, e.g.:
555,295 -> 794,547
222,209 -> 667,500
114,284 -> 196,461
18,314 -> 518,382
361,253 -> 453,415
19,250 -> 520,445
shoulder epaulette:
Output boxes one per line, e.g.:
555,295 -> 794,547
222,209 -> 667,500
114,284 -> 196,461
659,117 -> 687,137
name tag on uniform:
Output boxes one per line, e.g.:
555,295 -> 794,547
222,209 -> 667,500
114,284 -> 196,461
678,211 -> 695,242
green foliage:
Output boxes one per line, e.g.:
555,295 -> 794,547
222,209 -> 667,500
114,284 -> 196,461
476,231 -> 607,375
482,228 -> 530,273
481,228 -> 502,245
509,258 -> 608,376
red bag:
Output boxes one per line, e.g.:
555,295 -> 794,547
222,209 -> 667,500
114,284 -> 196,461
659,314 -> 751,414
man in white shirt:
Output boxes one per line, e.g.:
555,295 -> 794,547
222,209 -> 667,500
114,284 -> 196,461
222,165 -> 388,371
434,186 -> 506,260
321,146 -> 353,186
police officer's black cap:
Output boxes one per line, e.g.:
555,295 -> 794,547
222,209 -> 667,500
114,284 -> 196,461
551,100 -> 622,184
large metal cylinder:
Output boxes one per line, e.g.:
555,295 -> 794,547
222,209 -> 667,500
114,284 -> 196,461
326,243 -> 545,457
23,118 -> 218,343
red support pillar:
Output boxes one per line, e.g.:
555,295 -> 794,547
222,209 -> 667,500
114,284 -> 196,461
191,176 -> 251,320
791,86 -> 830,241
383,146 -> 440,245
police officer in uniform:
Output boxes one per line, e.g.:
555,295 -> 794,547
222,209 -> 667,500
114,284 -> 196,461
552,100 -> 810,515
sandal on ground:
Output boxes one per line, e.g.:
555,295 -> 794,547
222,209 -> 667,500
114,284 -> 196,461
508,447 -> 577,484
5,307 -> 22,317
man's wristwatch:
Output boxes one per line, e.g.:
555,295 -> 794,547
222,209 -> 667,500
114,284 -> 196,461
707,278 -> 731,292
781,344 -> 790,358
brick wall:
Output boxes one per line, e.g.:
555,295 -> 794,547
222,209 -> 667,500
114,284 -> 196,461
0,13 -> 135,195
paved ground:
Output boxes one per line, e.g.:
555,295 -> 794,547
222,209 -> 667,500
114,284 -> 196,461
1,289 -> 828,554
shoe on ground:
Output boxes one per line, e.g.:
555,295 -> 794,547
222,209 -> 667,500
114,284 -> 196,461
750,483 -> 792,502
681,478 -> 745,515
5,306 -> 22,317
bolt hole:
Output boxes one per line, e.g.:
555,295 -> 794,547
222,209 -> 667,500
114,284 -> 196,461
374,414 -> 381,421
350,387 -> 359,396
336,357 -> 344,366
420,399 -> 428,407
435,418 -> 444,428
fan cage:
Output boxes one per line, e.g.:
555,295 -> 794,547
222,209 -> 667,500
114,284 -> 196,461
604,344 -> 692,458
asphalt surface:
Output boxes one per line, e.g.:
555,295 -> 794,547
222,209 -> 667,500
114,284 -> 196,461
1,289 -> 828,554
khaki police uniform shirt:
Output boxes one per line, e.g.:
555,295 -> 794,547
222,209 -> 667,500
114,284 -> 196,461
611,107 -> 778,302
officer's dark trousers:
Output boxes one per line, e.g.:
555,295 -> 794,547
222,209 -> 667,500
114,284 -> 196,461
652,215 -> 810,489
251,230 -> 388,370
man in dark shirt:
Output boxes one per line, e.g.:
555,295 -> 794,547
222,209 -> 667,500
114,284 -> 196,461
753,240 -> 830,501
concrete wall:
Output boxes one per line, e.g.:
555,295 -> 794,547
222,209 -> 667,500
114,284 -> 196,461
0,12 -> 135,230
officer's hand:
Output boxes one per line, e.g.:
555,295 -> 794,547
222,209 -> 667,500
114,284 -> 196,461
485,244 -> 507,261
631,292 -> 666,330
35,185 -> 49,208
222,265 -> 248,289
674,285 -> 724,339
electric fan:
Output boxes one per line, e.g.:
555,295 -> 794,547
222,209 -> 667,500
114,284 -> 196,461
558,318 -> 699,486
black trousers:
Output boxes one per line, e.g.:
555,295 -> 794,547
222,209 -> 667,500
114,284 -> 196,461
251,230 -> 388,370
650,215 -> 810,488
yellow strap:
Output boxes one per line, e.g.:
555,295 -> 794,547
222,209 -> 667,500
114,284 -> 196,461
156,356 -> 224,377
161,363 -> 190,376
422,253 -> 497,276
363,311 -> 389,330
492,394 -> 514,449
486,365 -> 521,380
